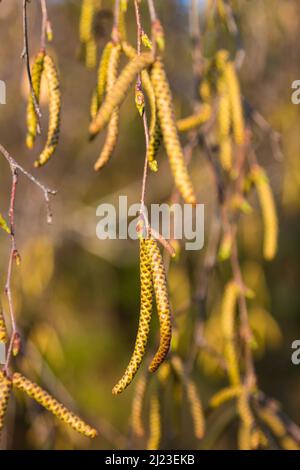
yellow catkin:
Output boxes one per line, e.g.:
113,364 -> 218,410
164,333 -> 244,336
217,77 -> 232,171
112,239 -> 153,395
252,165 -> 278,260
26,51 -> 45,149
0,311 -> 8,343
176,104 -> 212,133
89,52 -> 154,136
90,87 -> 99,120
12,372 -> 97,438
94,44 -> 121,172
0,371 -> 12,432
79,0 -> 95,43
221,281 -> 240,386
147,394 -> 161,450
97,41 -> 114,105
130,374 -> 147,437
85,38 -> 97,69
35,55 -> 61,168
258,407 -> 286,438
147,238 -> 172,373
151,59 -> 196,205
210,385 -> 242,408
237,389 -> 257,450
280,436 -> 299,450
223,60 -> 245,146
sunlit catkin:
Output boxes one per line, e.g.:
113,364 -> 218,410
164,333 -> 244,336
89,52 -> 154,136
147,238 -> 172,373
0,311 -> 8,343
221,281 -> 240,386
130,374 -> 147,437
79,0 -> 95,43
94,44 -> 121,171
97,41 -> 114,106
12,373 -> 97,438
151,59 -> 196,205
26,51 -> 45,149
147,394 -> 161,450
35,55 -> 61,167
224,60 -> 245,146
252,165 -> 278,260
0,371 -> 12,432
112,239 -> 153,395
210,385 -> 242,408
237,389 -> 256,450
217,77 -> 232,171
176,103 -> 212,133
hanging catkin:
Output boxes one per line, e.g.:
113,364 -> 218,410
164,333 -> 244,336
221,281 -> 240,386
112,239 -> 153,395
176,103 -> 212,133
12,373 -> 97,438
223,59 -> 245,146
26,51 -> 45,149
217,77 -> 232,171
79,0 -> 100,69
96,42 -> 114,106
0,311 -> 8,343
89,52 -> 154,136
147,238 -> 172,373
210,385 -> 242,408
130,374 -> 147,437
252,165 -> 278,260
0,371 -> 12,432
147,393 -> 161,450
151,59 -> 196,204
35,55 -> 61,168
94,44 -> 121,171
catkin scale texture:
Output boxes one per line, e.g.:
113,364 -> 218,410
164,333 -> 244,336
12,373 -> 97,438
112,239 -> 153,395
151,59 -> 196,204
26,51 -> 45,149
0,371 -> 12,432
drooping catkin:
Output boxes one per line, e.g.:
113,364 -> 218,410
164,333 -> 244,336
252,165 -> 278,260
224,59 -> 245,146
89,52 -> 154,136
0,311 -> 8,343
94,44 -> 121,172
258,406 -> 286,439
210,385 -> 242,408
0,371 -> 12,433
79,0 -> 100,69
176,103 -> 212,133
96,41 -> 114,106
35,55 -> 61,168
217,77 -> 232,171
147,393 -> 161,450
147,238 -> 172,373
221,281 -> 240,386
151,59 -> 196,205
237,389 -> 256,450
85,38 -> 97,70
26,51 -> 45,149
12,372 -> 97,438
112,239 -> 153,395
130,374 -> 147,437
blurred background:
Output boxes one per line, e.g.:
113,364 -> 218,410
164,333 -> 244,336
0,0 -> 300,450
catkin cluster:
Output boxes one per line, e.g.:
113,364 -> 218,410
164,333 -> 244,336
79,0 -> 101,69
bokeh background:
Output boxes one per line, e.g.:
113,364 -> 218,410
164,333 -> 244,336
0,0 -> 300,450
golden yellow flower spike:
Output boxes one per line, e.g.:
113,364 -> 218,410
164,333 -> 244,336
97,41 -> 114,106
151,59 -> 196,204
0,371 -> 12,433
94,44 -> 121,171
0,311 -> 8,343
210,385 -> 242,408
12,372 -> 97,438
130,373 -> 147,437
79,0 -> 96,44
90,87 -> 99,120
26,51 -> 45,149
221,280 -> 240,386
147,238 -> 172,373
237,389 -> 257,450
217,77 -> 232,171
147,393 -> 161,450
85,38 -> 97,69
252,165 -> 278,260
224,60 -> 245,146
35,55 -> 61,168
89,52 -> 154,137
176,103 -> 212,133
112,239 -> 153,395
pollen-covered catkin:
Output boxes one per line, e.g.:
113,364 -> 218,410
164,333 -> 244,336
130,374 -> 147,437
26,51 -> 45,149
35,55 -> 61,168
79,0 -> 99,69
112,239 -> 153,395
0,371 -> 12,432
147,394 -> 161,450
96,42 -> 113,106
221,281 -> 240,386
147,238 -> 172,373
12,373 -> 97,438
176,103 -> 212,133
0,311 -> 8,343
223,60 -> 245,146
151,59 -> 196,204
89,52 -> 154,136
94,44 -> 121,171
252,165 -> 278,260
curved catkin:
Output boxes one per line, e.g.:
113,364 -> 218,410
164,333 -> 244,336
147,238 -> 172,373
112,239 -> 153,395
89,52 -> 154,136
35,55 -> 61,168
224,60 -> 245,146
147,394 -> 161,450
217,78 -> 232,171
237,390 -> 256,450
94,45 -> 121,171
221,281 -> 240,386
26,51 -> 45,149
258,406 -> 286,439
210,385 -> 242,408
0,371 -> 12,432
252,166 -> 278,260
97,41 -> 114,106
12,372 -> 97,438
151,59 -> 196,204
130,374 -> 147,437
176,103 -> 212,133
0,311 -> 8,343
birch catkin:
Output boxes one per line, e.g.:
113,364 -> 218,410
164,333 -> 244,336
151,59 -> 196,204
97,41 -> 114,106
26,51 -> 45,149
131,374 -> 147,437
176,103 -> 212,133
12,373 -> 97,438
147,238 -> 172,373
112,239 -> 153,395
0,371 -> 12,432
89,52 -> 154,136
223,60 -> 245,146
0,311 -> 8,343
147,394 -> 161,450
35,55 -> 61,167
221,281 -> 240,386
